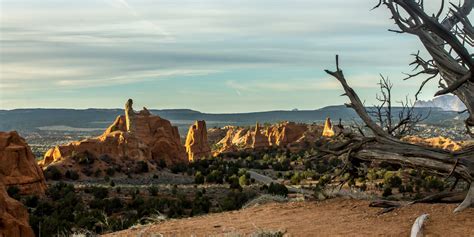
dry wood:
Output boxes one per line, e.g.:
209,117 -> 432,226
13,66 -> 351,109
325,55 -> 474,212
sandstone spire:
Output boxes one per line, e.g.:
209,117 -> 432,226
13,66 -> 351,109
185,121 -> 211,162
252,122 -> 269,149
125,98 -> 136,133
322,117 -> 335,137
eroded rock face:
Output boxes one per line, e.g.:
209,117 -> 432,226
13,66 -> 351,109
215,121 -> 324,153
0,179 -> 35,237
401,136 -> 463,151
252,123 -> 270,149
185,121 -> 211,162
0,131 -> 46,195
39,100 -> 187,178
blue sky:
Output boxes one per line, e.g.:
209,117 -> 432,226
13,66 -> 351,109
0,0 -> 446,112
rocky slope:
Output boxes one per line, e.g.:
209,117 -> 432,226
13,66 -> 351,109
185,120 -> 211,162
39,99 -> 188,179
0,131 -> 46,195
214,121 -> 325,153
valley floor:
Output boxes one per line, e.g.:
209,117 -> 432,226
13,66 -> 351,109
103,198 -> 474,237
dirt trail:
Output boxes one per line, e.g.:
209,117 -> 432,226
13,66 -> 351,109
103,198 -> 474,237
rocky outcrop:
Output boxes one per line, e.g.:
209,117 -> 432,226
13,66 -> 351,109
252,123 -> 270,149
215,122 -> 324,153
401,136 -> 464,151
39,99 -> 187,179
185,121 -> 211,162
207,127 -> 228,146
0,131 -> 46,195
322,118 -> 335,137
0,178 -> 35,237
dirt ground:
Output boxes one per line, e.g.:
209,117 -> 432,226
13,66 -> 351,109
103,198 -> 474,237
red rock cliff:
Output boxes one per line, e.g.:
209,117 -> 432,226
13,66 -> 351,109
0,131 -> 46,195
0,178 -> 35,237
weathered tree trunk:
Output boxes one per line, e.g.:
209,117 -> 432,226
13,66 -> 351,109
324,56 -> 474,212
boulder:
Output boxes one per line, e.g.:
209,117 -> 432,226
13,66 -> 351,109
185,121 -> 211,162
0,131 -> 46,195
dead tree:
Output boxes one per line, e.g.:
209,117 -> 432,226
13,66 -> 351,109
373,0 -> 474,136
325,55 -> 474,212
318,0 -> 474,212
367,75 -> 429,138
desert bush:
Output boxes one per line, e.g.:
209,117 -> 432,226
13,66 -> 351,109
148,185 -> 159,196
383,172 -> 402,188
135,161 -> 149,173
382,185 -> 392,197
65,170 -> 80,180
267,183 -> 288,197
191,191 -> 211,216
194,171 -> 204,184
44,166 -> 63,180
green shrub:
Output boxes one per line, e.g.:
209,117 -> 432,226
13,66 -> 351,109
382,186 -> 392,197
148,186 -> 159,196
65,170 -> 80,180
194,171 -> 204,184
239,174 -> 250,186
135,161 -> 149,173
267,183 -> 288,197
44,166 -> 63,180
383,172 -> 402,188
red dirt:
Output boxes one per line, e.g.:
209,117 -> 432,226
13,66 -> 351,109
103,198 -> 474,237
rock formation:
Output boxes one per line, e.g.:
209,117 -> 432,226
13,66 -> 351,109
252,123 -> 270,149
207,127 -> 228,145
0,131 -> 46,195
401,136 -> 464,151
0,178 -> 35,237
214,121 -> 324,154
185,121 -> 211,162
125,98 -> 135,133
39,99 -> 187,179
322,118 -> 335,137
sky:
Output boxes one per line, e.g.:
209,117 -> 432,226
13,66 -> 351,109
0,0 -> 449,113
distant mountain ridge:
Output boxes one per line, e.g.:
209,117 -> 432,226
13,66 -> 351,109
415,95 -> 467,111
0,105 -> 461,134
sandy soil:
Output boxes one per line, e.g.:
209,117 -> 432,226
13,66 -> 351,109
103,198 -> 474,237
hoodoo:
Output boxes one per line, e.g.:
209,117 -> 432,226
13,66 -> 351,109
185,120 -> 211,162
322,117 -> 335,137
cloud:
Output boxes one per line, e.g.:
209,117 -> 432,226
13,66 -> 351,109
0,0 -> 446,110
225,74 -> 382,93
